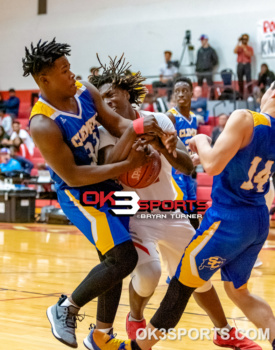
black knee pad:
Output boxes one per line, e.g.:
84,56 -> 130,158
151,277 -> 195,331
104,240 -> 138,278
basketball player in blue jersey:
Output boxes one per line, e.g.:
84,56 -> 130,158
90,82 -> 275,350
22,39 -> 177,349
166,77 -> 198,228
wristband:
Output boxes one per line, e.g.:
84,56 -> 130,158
133,117 -> 144,135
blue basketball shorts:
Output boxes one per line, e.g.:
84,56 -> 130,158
172,167 -> 196,201
175,204 -> 269,289
57,188 -> 131,255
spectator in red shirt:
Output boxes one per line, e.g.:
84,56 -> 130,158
234,34 -> 254,98
12,136 -> 32,161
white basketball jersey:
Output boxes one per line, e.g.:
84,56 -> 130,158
98,111 -> 177,201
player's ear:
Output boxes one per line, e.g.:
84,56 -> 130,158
123,90 -> 130,101
38,73 -> 49,85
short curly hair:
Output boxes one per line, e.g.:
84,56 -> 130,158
22,38 -> 71,77
174,77 -> 193,91
89,54 -> 147,105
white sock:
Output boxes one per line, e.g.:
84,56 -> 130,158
99,327 -> 113,334
61,298 -> 80,308
217,324 -> 232,335
128,313 -> 144,322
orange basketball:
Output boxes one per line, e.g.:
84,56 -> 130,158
119,149 -> 161,189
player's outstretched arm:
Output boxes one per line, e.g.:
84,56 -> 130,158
30,115 -> 149,187
100,124 -> 138,165
187,110 -> 254,176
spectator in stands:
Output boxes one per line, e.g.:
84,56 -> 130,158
141,93 -> 169,113
152,50 -> 179,101
257,63 -> 275,94
141,93 -> 155,112
4,88 -> 20,117
90,67 -> 100,76
195,35 -> 218,97
0,148 -> 22,173
191,86 -> 207,124
0,126 -> 10,146
12,137 -> 32,161
0,93 -> 5,113
253,64 -> 275,110
4,120 -> 35,156
0,110 -> 13,136
234,34 -> 254,99
9,145 -> 33,175
211,113 -> 228,146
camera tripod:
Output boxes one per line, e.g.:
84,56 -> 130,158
178,30 -> 195,68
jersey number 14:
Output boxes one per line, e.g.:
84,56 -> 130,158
241,156 -> 274,192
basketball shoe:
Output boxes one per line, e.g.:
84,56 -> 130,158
90,330 -> 133,350
84,324 -> 113,350
46,294 -> 83,348
214,327 -> 262,350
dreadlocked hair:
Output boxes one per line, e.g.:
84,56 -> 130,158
22,38 -> 71,77
89,54 -> 147,105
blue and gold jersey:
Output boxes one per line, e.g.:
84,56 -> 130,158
30,82 -> 119,193
168,108 -> 197,200
212,111 -> 275,207
168,107 -> 197,148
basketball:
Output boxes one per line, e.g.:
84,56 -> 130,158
119,149 -> 161,188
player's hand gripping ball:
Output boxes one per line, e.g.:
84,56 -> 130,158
119,146 -> 161,189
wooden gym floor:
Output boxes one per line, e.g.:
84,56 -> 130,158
0,223 -> 275,350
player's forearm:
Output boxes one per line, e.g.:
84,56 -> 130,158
160,148 -> 193,175
64,160 -> 134,187
104,125 -> 137,164
196,138 -> 222,176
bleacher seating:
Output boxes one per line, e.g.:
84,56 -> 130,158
197,173 -> 213,187
196,186 -> 212,201
196,173 -> 213,209
18,102 -> 31,119
19,118 -> 29,130
32,157 -> 46,168
33,147 -> 42,158
197,125 -> 213,137
1,89 -> 39,104
206,116 -> 216,126
36,199 -> 60,208
30,168 -> 39,177
32,148 -> 45,168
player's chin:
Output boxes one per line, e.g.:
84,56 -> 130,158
177,101 -> 187,107
70,84 -> 77,94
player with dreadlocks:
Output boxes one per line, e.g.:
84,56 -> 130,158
23,38 -> 177,349
84,55 -> 262,350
